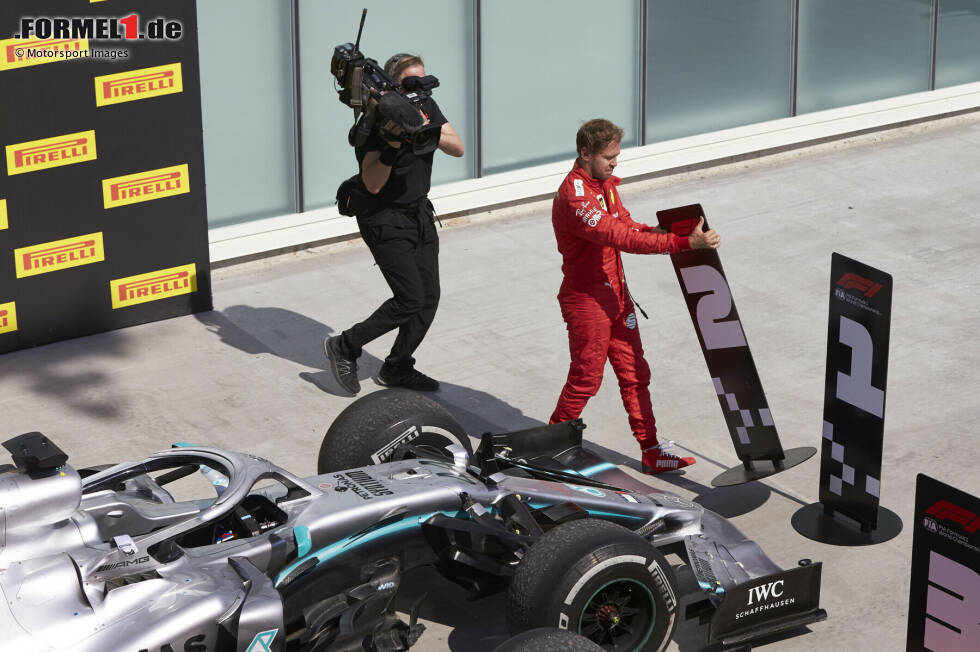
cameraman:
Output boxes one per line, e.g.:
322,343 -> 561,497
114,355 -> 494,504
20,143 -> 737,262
326,54 -> 463,395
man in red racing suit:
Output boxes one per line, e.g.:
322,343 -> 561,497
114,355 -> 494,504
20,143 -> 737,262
550,119 -> 721,474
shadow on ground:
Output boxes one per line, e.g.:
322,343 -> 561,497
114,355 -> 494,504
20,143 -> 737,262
196,305 -> 546,433
0,330 -> 130,419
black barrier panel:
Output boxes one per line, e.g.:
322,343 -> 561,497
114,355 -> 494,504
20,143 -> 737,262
656,204 -> 784,463
818,253 -> 891,530
907,474 -> 980,651
0,0 -> 211,355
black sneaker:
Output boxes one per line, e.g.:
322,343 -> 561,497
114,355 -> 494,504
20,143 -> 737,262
375,367 -> 440,392
324,336 -> 360,395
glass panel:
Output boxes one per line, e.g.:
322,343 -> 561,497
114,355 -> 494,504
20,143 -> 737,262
196,0 -> 297,227
797,0 -> 934,114
646,0 -> 794,144
299,0 -> 475,211
936,0 -> 980,88
481,0 -> 641,175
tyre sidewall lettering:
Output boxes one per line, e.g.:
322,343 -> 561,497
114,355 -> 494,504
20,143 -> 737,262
552,549 -> 674,650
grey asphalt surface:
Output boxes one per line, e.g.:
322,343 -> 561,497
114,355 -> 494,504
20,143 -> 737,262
1,111 -> 978,651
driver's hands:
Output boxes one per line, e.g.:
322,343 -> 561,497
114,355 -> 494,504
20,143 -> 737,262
688,216 -> 721,249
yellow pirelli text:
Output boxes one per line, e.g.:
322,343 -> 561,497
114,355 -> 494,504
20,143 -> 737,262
15,232 -> 105,278
0,37 -> 89,71
6,130 -> 97,176
111,263 -> 197,309
103,163 -> 189,209
95,62 -> 183,107
0,302 -> 16,334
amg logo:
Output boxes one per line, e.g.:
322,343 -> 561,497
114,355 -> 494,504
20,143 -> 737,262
97,555 -> 149,573
110,171 -> 182,201
925,500 -> 980,534
102,70 -> 174,99
747,580 -> 784,605
23,240 -> 96,271
117,271 -> 190,302
836,272 -> 882,298
13,138 -> 88,169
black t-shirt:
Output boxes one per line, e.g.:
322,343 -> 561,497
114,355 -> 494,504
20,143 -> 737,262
355,96 -> 448,207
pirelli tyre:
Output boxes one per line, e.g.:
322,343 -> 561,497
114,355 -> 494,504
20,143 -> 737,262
492,628 -> 603,651
506,519 -> 678,652
318,388 -> 472,473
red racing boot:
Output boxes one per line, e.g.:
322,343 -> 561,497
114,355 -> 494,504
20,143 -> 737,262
641,441 -> 696,474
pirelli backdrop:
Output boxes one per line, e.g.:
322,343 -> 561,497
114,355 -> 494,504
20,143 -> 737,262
0,0 -> 211,355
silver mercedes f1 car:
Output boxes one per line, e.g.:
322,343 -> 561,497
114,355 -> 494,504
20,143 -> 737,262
0,389 -> 825,651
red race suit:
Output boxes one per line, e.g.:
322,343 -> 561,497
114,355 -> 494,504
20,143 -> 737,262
549,165 -> 690,447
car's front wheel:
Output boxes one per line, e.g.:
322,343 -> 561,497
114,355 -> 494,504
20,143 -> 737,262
507,519 -> 679,651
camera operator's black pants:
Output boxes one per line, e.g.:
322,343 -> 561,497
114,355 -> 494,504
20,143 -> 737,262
339,201 -> 440,373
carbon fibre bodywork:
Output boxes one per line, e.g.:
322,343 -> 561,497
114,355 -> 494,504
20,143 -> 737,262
0,422 -> 824,651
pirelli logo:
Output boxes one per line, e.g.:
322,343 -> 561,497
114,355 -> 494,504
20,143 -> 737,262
103,164 -> 189,209
0,199 -> 7,230
95,63 -> 183,107
15,232 -> 105,278
6,130 -> 97,176
0,302 -> 16,334
0,37 -> 88,71
111,264 -> 197,309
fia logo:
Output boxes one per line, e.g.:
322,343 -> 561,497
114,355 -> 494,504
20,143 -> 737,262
747,579 -> 784,605
923,517 -> 938,533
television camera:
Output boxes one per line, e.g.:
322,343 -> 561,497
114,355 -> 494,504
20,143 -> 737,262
331,9 -> 442,155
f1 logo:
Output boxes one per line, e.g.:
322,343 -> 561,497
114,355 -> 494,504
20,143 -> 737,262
836,272 -> 882,298
924,551 -> 980,651
246,629 -> 278,652
926,500 -> 980,534
669,217 -> 700,236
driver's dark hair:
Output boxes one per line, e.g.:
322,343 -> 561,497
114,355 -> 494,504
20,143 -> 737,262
576,119 -> 624,157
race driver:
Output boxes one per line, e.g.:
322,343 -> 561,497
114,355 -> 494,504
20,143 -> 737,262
549,118 -> 721,474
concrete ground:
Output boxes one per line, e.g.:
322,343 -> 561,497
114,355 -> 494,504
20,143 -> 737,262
1,111 -> 978,651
